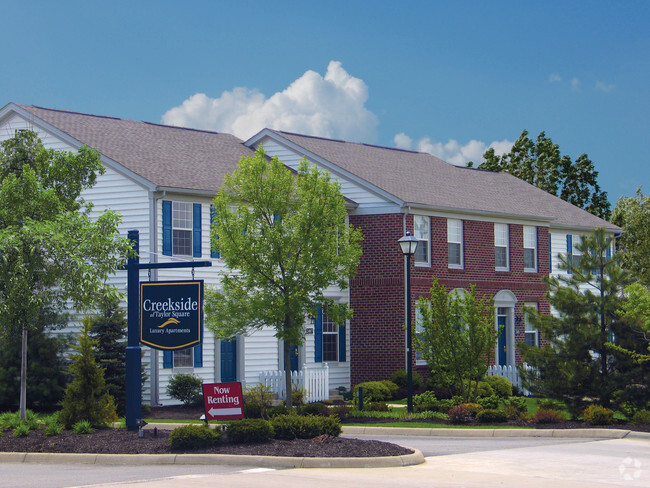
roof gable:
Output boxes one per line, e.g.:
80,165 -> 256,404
3,104 -> 256,193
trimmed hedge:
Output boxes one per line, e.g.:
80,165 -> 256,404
169,425 -> 222,450
227,419 -> 274,444
270,414 -> 342,440
483,376 -> 513,398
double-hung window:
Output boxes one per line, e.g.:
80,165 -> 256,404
566,234 -> 582,271
414,215 -> 430,266
172,202 -> 193,256
494,223 -> 510,271
314,308 -> 346,363
162,200 -> 202,258
321,310 -> 339,362
447,219 -> 463,268
524,302 -> 539,347
523,226 -> 538,272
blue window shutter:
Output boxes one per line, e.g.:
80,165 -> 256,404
193,203 -> 202,258
606,243 -> 611,259
194,344 -> 203,367
163,350 -> 173,368
210,205 -> 220,258
338,323 -> 346,362
162,200 -> 172,256
314,307 -> 323,363
566,235 -> 572,274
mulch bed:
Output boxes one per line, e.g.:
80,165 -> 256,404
0,427 -> 412,457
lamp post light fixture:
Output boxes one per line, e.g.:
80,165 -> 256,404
398,231 -> 419,413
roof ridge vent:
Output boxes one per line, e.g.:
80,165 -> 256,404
31,106 -> 121,120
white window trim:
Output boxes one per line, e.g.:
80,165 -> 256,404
494,223 -> 510,271
172,201 -> 193,257
524,302 -> 539,348
447,219 -> 464,269
414,215 -> 431,267
523,226 -> 538,272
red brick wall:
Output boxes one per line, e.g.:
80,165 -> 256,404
349,213 -> 550,386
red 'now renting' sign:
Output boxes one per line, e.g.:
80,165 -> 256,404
202,382 -> 244,420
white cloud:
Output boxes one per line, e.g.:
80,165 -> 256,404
161,61 -> 379,142
596,81 -> 616,92
549,73 -> 562,83
393,134 -> 513,166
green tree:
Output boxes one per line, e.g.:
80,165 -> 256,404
608,283 -> 650,364
0,130 -> 133,418
414,278 -> 497,402
59,317 -> 118,428
477,130 -> 610,219
88,296 -> 127,415
205,148 -> 363,407
611,187 -> 650,286
0,305 -> 71,409
519,229 -> 631,416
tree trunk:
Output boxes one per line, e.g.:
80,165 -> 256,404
20,326 -> 27,419
284,340 -> 292,408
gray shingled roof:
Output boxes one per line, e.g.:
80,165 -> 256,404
270,130 -> 619,231
16,104 -> 255,193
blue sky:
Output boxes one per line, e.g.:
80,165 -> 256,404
2,0 -> 648,204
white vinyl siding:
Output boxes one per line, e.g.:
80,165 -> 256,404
494,223 -> 510,271
414,215 -> 431,266
447,219 -> 463,269
523,226 -> 538,272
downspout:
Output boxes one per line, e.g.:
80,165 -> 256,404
149,190 -> 166,405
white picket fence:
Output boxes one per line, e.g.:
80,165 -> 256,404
259,364 -> 330,403
487,364 -> 533,396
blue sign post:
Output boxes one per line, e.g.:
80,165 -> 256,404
125,230 -> 212,431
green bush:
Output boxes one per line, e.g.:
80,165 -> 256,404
583,405 -> 615,425
268,404 -> 291,418
72,420 -> 95,434
300,402 -> 328,416
43,415 -> 63,436
243,384 -> 274,419
243,401 -> 263,419
227,418 -> 274,444
166,374 -> 203,406
353,381 -> 392,405
477,395 -> 500,410
476,408 -> 508,423
390,369 -> 424,391
366,401 -> 390,412
169,425 -> 222,450
380,380 -> 400,399
631,410 -> 650,425
483,376 -> 513,398
270,414 -> 342,440
533,408 -> 566,424
503,396 -> 528,413
413,390 -> 437,406
291,386 -> 306,406
12,423 -> 30,437
462,380 -> 494,398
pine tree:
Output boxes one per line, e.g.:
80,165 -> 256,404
88,296 -> 127,415
59,317 -> 117,428
520,229 -> 631,417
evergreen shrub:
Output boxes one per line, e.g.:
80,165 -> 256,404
483,376 -> 513,398
166,374 -> 203,406
169,425 -> 222,450
270,414 -> 342,440
380,380 -> 400,399
353,381 -> 392,405
300,402 -> 328,416
476,408 -> 508,423
631,410 -> 650,425
227,418 -> 274,444
583,405 -> 615,425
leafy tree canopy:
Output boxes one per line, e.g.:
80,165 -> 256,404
414,278 -> 497,403
476,130 -> 611,219
205,148 -> 363,405
611,187 -> 650,286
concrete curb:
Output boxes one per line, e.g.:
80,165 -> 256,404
1,424 -> 646,468
342,426 -> 642,439
0,448 -> 425,469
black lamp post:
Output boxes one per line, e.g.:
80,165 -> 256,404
398,231 -> 419,413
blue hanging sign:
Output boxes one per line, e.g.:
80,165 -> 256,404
140,280 -> 203,350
